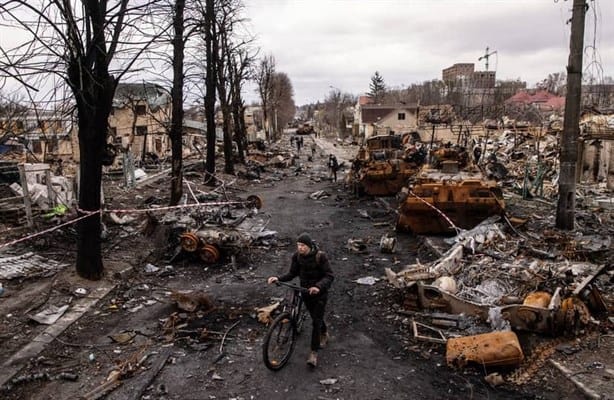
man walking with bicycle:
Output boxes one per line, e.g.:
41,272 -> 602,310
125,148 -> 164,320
267,232 -> 334,367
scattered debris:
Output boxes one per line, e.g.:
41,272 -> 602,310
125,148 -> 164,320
256,302 -> 280,324
412,321 -> 447,344
346,238 -> 368,253
319,378 -> 338,386
446,331 -> 524,368
354,276 -> 379,286
0,252 -> 68,279
379,235 -> 397,253
309,190 -> 330,200
484,372 -> 505,387
108,331 -> 137,344
29,304 -> 69,325
170,291 -> 215,313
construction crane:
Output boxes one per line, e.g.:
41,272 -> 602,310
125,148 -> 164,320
478,46 -> 497,71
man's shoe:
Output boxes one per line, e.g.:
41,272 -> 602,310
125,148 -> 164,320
320,332 -> 329,348
307,351 -> 318,367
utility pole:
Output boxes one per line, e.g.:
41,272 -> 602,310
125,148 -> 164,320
556,0 -> 587,230
478,46 -> 497,71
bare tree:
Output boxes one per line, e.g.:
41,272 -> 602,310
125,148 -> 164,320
169,0 -> 186,204
215,0 -> 255,168
202,0 -> 218,183
255,54 -> 275,142
229,47 -> 256,162
537,71 -> 567,95
214,0 -> 240,174
0,1 -> 165,280
268,72 -> 295,139
322,88 -> 355,136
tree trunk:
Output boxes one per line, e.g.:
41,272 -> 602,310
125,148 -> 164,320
556,0 -> 586,230
221,103 -> 234,174
169,0 -> 185,206
75,86 -> 114,280
204,0 -> 217,184
232,98 -> 247,162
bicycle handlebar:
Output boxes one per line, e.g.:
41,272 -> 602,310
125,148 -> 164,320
274,281 -> 310,293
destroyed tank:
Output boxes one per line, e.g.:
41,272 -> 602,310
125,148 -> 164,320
396,159 -> 505,235
349,134 -> 425,196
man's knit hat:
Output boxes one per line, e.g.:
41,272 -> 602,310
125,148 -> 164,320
296,232 -> 314,249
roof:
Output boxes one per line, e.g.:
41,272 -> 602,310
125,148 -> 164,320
114,82 -> 170,111
506,89 -> 563,107
358,96 -> 373,106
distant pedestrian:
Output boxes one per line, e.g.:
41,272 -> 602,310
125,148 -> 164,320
290,136 -> 295,146
311,141 -> 316,158
296,136 -> 301,153
328,154 -> 339,182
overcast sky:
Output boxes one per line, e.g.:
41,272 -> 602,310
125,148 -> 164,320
243,0 -> 614,105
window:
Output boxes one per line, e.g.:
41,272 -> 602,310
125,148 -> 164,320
398,113 -> 406,121
136,105 -> 147,115
48,138 -> 59,153
136,125 -> 148,135
31,140 -> 42,153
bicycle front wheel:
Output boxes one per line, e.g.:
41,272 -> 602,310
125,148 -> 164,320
263,311 -> 296,371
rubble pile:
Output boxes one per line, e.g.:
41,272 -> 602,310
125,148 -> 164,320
385,197 -> 612,390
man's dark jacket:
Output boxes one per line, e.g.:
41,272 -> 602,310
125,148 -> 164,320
279,247 -> 334,293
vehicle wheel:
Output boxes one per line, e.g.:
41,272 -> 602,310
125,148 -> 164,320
263,311 -> 296,371
180,232 -> 200,252
199,244 -> 221,264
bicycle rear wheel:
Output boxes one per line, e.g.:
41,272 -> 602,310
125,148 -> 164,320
263,311 -> 296,371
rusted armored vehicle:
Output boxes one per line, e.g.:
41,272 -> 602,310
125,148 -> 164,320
296,123 -> 315,135
396,161 -> 505,235
349,134 -> 426,196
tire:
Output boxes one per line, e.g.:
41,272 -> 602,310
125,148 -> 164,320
294,301 -> 307,335
263,312 -> 296,371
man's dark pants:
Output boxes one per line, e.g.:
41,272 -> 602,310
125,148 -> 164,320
304,294 -> 328,351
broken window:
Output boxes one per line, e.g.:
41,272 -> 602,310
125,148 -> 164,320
31,140 -> 42,153
136,105 -> 147,115
398,112 -> 406,120
136,126 -> 148,136
48,137 -> 59,153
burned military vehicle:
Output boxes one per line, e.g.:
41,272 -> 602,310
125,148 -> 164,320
396,147 -> 505,235
349,134 -> 426,196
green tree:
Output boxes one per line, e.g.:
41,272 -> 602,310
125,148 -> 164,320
368,71 -> 386,103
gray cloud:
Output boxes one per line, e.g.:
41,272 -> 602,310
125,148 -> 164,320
245,0 -> 613,104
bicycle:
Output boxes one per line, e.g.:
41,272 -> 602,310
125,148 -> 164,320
262,281 -> 309,371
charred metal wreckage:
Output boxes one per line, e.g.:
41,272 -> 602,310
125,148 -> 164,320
165,194 -> 269,264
